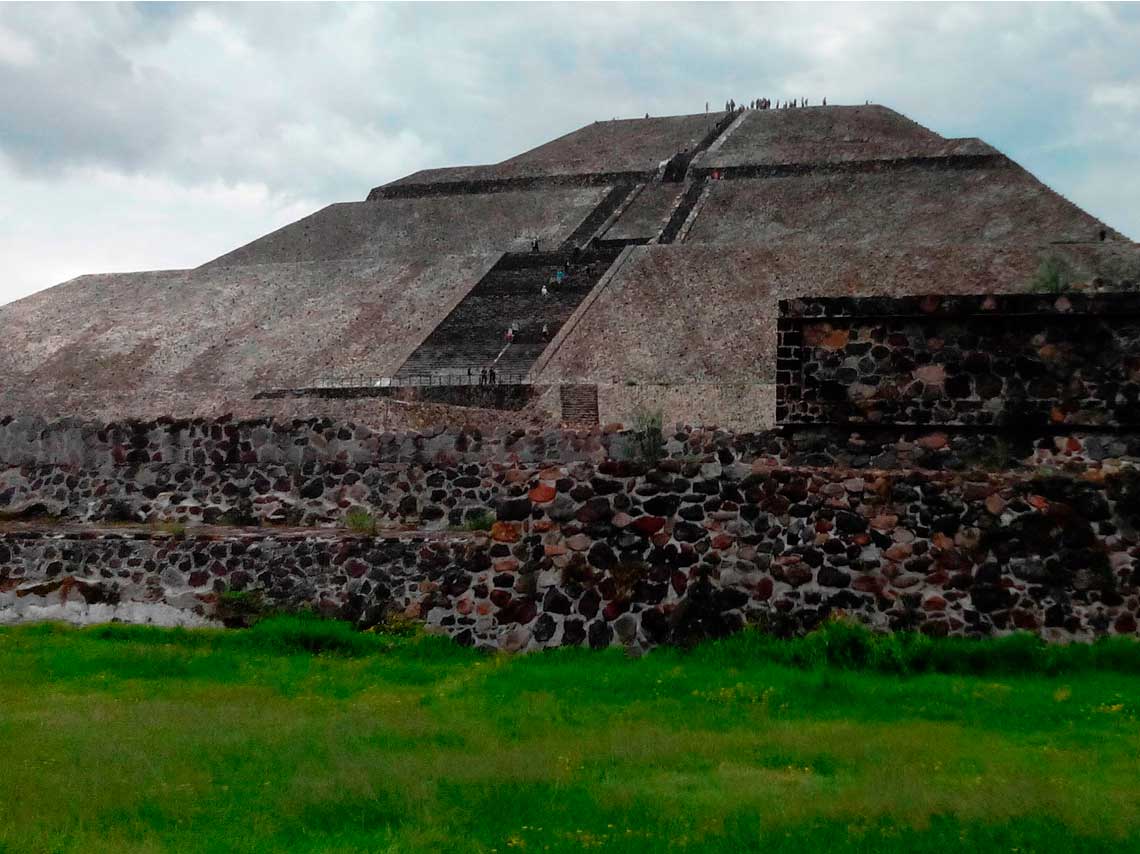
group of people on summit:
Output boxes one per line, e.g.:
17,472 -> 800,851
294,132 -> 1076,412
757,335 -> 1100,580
723,96 -> 824,111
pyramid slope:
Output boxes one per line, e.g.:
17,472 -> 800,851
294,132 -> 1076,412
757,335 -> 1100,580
533,242 -> 1140,386
0,253 -> 498,420
500,112 -> 727,172
685,164 -> 1122,246
205,187 -> 607,268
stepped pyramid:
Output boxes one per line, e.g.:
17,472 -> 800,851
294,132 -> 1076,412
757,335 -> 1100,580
2,104 -> 1138,427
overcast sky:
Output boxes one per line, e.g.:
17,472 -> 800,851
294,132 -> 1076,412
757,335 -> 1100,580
1,2 -> 1138,306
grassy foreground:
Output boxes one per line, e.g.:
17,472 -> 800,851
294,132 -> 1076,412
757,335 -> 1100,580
1,619 -> 1139,853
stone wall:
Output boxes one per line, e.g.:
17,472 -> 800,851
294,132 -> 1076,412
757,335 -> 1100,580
0,529 -> 467,631
5,417 -> 1140,529
4,458 -> 1138,645
777,294 -> 1140,428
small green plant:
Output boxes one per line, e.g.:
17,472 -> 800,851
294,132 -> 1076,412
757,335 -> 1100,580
369,610 -> 423,638
344,507 -> 378,535
155,519 -> 187,538
629,405 -> 665,465
461,510 -> 495,532
215,590 -> 268,627
1029,256 -> 1075,294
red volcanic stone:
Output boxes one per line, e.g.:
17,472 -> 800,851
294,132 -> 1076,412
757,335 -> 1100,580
711,534 -> 734,551
490,589 -> 512,608
476,602 -> 492,616
566,534 -> 591,551
1028,495 -> 1049,511
456,597 -> 473,616
985,494 -> 1006,515
1115,613 -> 1138,634
784,564 -> 813,588
544,544 -> 568,557
528,484 -> 556,503
671,570 -> 688,596
188,570 -> 209,587
916,432 -> 948,451
632,516 -> 666,536
346,560 -> 367,578
491,521 -> 521,543
884,543 -> 912,561
602,599 -> 629,620
815,519 -> 834,533
754,577 -> 774,600
852,575 -> 882,594
1011,609 -> 1039,630
923,595 -> 947,612
931,532 -> 954,551
532,520 -> 556,533
498,597 -> 537,625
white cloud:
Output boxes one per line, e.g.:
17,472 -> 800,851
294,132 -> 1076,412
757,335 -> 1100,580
0,161 -> 314,304
1091,82 -> 1140,112
0,23 -> 36,66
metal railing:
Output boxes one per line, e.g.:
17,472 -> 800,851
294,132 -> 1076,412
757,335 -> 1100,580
313,371 -> 532,389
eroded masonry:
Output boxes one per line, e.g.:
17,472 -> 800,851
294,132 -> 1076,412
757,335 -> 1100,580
2,105 -> 1139,646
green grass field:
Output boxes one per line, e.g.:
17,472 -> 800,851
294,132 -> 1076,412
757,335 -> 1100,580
1,618 -> 1139,853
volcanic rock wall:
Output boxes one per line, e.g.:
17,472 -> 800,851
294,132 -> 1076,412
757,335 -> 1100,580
777,294 -> 1140,428
4,458 -> 1138,644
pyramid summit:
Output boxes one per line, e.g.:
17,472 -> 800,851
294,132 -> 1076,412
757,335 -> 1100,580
2,103 -> 1137,428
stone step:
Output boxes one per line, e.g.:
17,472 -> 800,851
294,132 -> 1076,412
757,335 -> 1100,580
560,384 -> 599,425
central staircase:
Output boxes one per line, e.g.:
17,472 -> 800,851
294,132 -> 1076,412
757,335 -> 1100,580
394,248 -> 622,382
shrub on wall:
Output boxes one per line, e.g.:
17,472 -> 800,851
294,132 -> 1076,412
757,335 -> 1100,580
629,406 -> 665,464
1030,256 -> 1075,294
344,508 -> 378,535
462,511 -> 495,532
